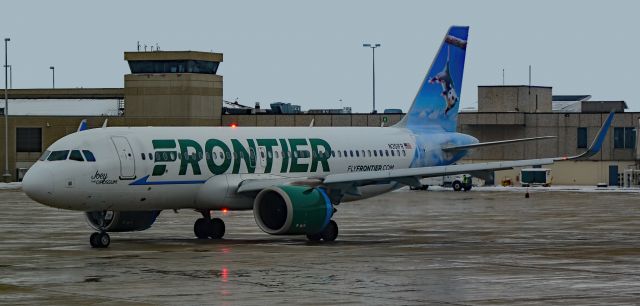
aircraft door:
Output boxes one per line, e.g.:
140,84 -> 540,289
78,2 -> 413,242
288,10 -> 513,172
111,136 -> 136,180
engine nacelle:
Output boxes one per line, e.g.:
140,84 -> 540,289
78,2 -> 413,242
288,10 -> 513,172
253,186 -> 332,235
85,210 -> 161,232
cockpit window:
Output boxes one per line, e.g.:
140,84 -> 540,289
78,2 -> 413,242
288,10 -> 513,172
82,150 -> 96,162
39,150 -> 51,161
47,150 -> 69,161
69,150 -> 84,161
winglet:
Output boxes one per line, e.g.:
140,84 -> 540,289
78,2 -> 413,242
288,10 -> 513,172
77,119 -> 88,132
556,111 -> 614,161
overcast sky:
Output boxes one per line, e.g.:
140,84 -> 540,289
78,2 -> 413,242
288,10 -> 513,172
2,0 -> 638,112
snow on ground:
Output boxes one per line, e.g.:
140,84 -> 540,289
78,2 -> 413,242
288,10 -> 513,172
0,182 -> 22,190
396,185 -> 640,193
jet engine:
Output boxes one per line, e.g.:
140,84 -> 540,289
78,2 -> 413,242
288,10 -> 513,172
85,210 -> 161,232
253,185 -> 332,235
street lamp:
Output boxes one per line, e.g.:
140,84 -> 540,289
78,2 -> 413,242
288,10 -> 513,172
7,65 -> 11,89
49,66 -> 55,88
363,43 -> 381,114
3,37 -> 10,181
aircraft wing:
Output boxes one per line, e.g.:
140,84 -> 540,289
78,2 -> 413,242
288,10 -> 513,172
321,158 -> 555,188
236,111 -> 614,193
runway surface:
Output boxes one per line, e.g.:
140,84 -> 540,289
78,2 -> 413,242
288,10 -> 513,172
1,188 -> 639,305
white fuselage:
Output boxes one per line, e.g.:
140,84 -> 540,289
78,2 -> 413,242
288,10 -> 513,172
23,126 -> 475,212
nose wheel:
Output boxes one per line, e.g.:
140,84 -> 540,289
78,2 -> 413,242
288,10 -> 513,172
89,211 -> 111,248
194,210 -> 225,239
89,232 -> 110,248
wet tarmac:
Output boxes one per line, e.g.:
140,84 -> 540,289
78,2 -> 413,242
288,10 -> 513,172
1,188 -> 639,305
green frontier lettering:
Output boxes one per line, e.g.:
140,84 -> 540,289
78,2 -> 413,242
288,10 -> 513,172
309,138 -> 331,172
165,137 -> 332,176
205,139 -> 231,175
231,139 -> 256,174
288,138 -> 308,173
178,139 -> 203,175
256,139 -> 278,173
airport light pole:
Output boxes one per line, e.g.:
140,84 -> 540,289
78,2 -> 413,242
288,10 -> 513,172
49,66 -> 55,88
363,43 -> 381,114
3,38 -> 10,181
7,65 -> 11,89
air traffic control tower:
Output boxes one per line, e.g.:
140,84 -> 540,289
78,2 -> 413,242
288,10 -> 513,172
123,51 -> 223,125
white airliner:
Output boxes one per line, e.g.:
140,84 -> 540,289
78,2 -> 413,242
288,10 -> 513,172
22,26 -> 613,248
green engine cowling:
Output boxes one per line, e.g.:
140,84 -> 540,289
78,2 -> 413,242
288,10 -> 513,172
253,185 -> 332,235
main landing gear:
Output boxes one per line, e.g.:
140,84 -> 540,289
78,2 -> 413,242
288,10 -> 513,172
89,211 -> 110,248
194,210 -> 226,239
90,232 -> 110,248
306,220 -> 339,242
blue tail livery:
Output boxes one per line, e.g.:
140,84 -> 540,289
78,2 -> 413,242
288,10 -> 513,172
395,26 -> 469,132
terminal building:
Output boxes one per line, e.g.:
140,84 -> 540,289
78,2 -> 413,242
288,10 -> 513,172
459,86 -> 636,186
0,50 -> 638,185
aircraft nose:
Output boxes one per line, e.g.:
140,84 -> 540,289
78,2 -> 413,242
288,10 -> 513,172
22,165 -> 54,204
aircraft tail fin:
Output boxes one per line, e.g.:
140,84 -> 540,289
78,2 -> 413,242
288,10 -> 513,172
394,26 -> 469,132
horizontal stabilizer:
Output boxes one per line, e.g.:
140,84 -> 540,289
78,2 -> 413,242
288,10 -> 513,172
442,136 -> 556,152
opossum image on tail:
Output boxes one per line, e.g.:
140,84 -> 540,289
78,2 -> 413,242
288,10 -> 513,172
428,46 -> 458,115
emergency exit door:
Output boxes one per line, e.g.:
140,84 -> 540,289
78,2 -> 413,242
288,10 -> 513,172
111,136 -> 136,179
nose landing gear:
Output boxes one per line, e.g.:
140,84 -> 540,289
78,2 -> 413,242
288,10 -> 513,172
89,211 -> 111,248
194,210 -> 225,239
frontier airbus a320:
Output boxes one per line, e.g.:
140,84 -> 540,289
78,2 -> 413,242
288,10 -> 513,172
23,26 -> 613,248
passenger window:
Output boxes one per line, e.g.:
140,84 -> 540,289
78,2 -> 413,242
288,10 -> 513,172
391,150 -> 395,157
274,151 -> 279,159
148,153 -> 153,160
331,150 -> 335,157
368,150 -> 371,157
361,150 -> 365,157
141,153 -> 146,160
343,150 -> 347,157
39,150 -> 51,161
69,150 -> 84,161
374,150 -> 378,157
385,150 -> 389,157
356,150 -> 360,157
379,150 -> 383,156
350,150 -> 354,157
402,150 -> 406,157
338,151 -> 342,158
48,150 -> 69,161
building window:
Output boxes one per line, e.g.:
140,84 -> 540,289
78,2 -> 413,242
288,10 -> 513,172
614,127 -> 636,149
16,128 -> 42,152
577,127 -> 587,149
